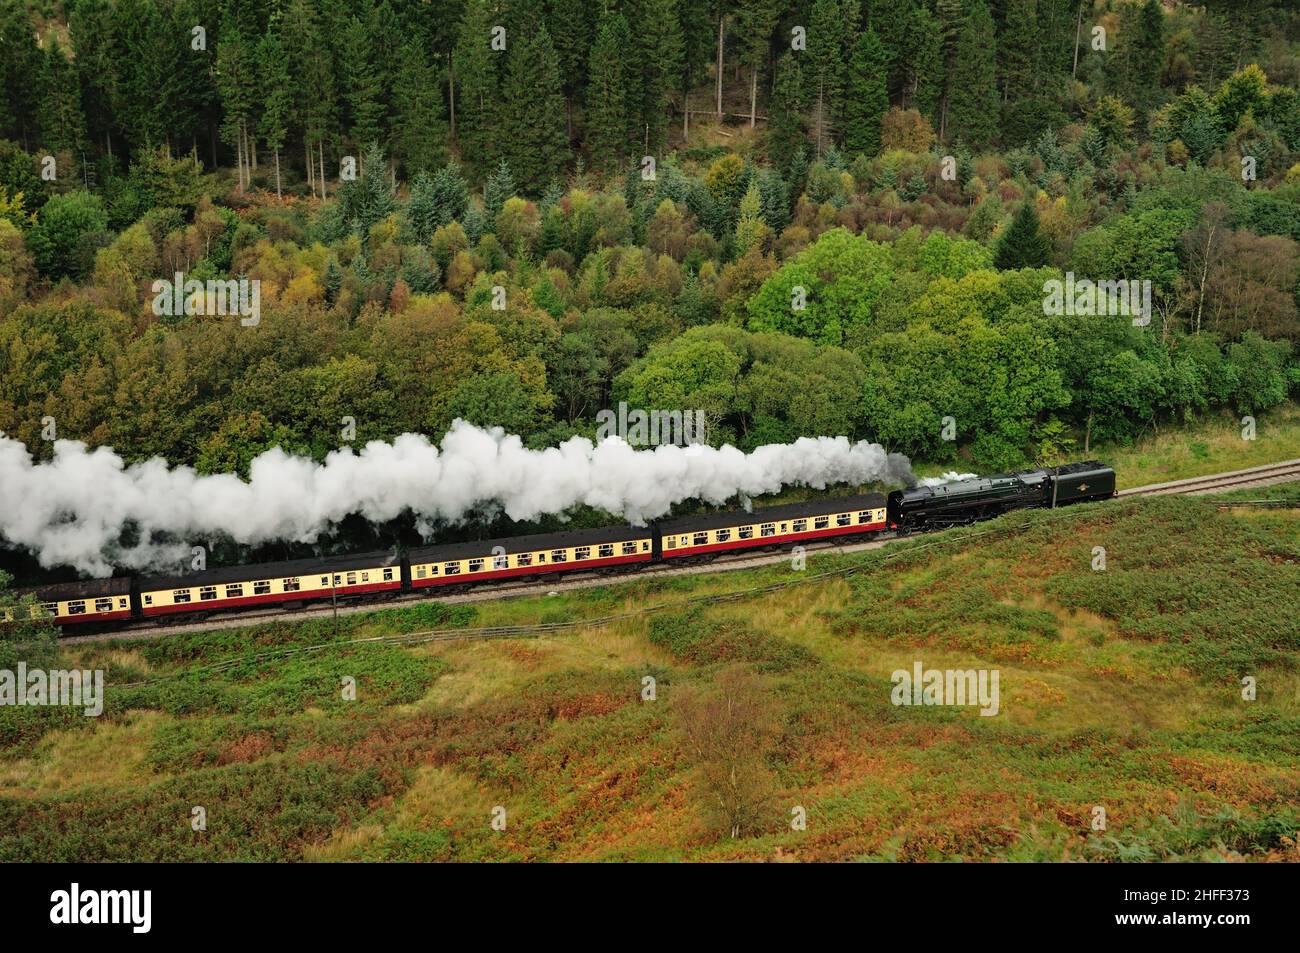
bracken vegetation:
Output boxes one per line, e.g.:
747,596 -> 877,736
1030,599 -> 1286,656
2,491 -> 1297,861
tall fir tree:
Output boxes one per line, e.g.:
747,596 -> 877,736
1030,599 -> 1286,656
586,13 -> 631,173
806,0 -> 844,155
735,0 -> 778,128
947,0 -> 999,148
393,41 -> 448,177
258,31 -> 292,196
38,39 -> 87,158
454,0 -> 504,179
767,53 -> 806,171
68,0 -> 120,158
993,200 -> 1050,269
999,0 -> 1040,105
342,16 -> 385,161
842,27 -> 888,157
629,0 -> 686,155
215,12 -> 256,188
547,0 -> 595,137
501,24 -> 569,193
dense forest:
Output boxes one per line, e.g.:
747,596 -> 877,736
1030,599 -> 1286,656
0,0 -> 1298,488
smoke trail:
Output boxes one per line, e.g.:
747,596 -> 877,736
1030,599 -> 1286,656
0,421 -> 915,576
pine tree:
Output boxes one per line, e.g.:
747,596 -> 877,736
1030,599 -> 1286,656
258,31 -> 291,197
453,0 -> 503,179
342,16 -> 384,161
68,0 -> 120,158
678,0 -> 713,138
501,24 -> 568,193
629,0 -> 686,154
993,200 -> 1050,269
392,40 -> 448,177
735,0 -> 778,128
548,0 -> 595,135
38,39 -> 87,157
215,12 -> 257,189
999,0 -> 1040,105
483,158 -> 515,220
842,27 -> 887,157
806,0 -> 843,153
767,53 -> 806,171
586,13 -> 630,173
947,0 -> 999,148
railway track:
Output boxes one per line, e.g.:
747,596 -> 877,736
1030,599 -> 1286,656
61,458 -> 1300,644
1118,459 -> 1300,497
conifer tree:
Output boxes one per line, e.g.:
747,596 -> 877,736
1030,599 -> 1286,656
501,24 -> 568,193
392,40 -> 448,177
216,13 -> 256,189
735,0 -> 778,128
999,0 -> 1041,105
258,31 -> 292,196
767,53 -> 806,171
586,14 -> 631,173
342,16 -> 384,162
993,200 -> 1050,269
483,157 -> 515,220
453,0 -> 503,179
806,0 -> 842,153
842,27 -> 888,157
947,0 -> 999,148
38,39 -> 87,158
630,0 -> 686,154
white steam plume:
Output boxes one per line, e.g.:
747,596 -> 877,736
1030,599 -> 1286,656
0,421 -> 915,576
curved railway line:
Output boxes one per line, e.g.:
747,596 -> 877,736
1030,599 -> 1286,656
62,458 -> 1300,645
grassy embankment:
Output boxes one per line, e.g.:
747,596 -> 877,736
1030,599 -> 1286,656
1,479 -> 1297,861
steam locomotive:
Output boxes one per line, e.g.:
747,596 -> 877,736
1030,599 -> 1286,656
3,461 -> 1116,632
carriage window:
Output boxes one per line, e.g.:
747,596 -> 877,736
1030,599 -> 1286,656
598,544 -> 614,558
622,542 -> 638,555
173,590 -> 192,604
679,536 -> 689,546
95,599 -> 114,613
837,513 -> 851,526
552,550 -> 567,563
792,520 -> 807,532
537,553 -> 546,563
493,553 -> 509,570
716,529 -> 731,542
516,553 -> 532,567
142,596 -> 153,606
739,526 -> 754,539
760,523 -> 776,537
468,559 -> 485,573
858,511 -> 871,524
119,598 -> 128,608
361,572 -> 370,583
665,538 -> 675,550
68,601 -> 86,615
444,563 -> 461,575
346,573 -> 357,586
814,516 -> 830,530
200,587 -> 217,601
320,576 -> 329,586
254,581 -> 271,595
415,566 -> 427,579
284,577 -> 300,591
43,602 -> 59,616
225,585 -> 244,598
383,568 -> 394,581
575,547 -> 591,560
693,532 -> 708,546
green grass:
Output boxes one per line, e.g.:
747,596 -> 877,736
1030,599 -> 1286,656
2,491 -> 1298,862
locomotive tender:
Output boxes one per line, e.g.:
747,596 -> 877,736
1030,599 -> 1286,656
3,462 -> 1115,631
